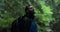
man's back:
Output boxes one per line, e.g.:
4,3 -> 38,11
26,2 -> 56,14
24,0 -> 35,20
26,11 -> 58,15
11,16 -> 37,32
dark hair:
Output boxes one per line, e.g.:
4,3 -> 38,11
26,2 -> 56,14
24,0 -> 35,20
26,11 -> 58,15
25,5 -> 32,11
25,5 -> 35,14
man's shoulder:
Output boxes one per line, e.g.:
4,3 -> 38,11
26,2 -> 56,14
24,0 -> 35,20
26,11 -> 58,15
18,16 -> 26,19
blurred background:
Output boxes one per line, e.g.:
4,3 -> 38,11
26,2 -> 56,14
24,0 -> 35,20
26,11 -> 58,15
0,0 -> 60,32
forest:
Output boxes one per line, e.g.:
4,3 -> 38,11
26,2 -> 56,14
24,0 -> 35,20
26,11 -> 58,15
0,0 -> 60,32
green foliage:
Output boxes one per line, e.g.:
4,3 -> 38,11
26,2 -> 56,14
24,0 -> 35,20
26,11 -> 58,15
0,0 -> 60,32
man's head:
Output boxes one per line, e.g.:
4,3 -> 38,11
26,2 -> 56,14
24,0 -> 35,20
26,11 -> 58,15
25,5 -> 35,14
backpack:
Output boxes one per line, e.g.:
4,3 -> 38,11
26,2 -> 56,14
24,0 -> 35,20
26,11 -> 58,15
11,16 -> 32,32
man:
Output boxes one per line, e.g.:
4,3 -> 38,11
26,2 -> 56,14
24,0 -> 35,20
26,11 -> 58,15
11,5 -> 37,32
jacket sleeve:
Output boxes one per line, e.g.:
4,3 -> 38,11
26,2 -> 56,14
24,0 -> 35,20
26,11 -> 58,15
30,22 -> 37,32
